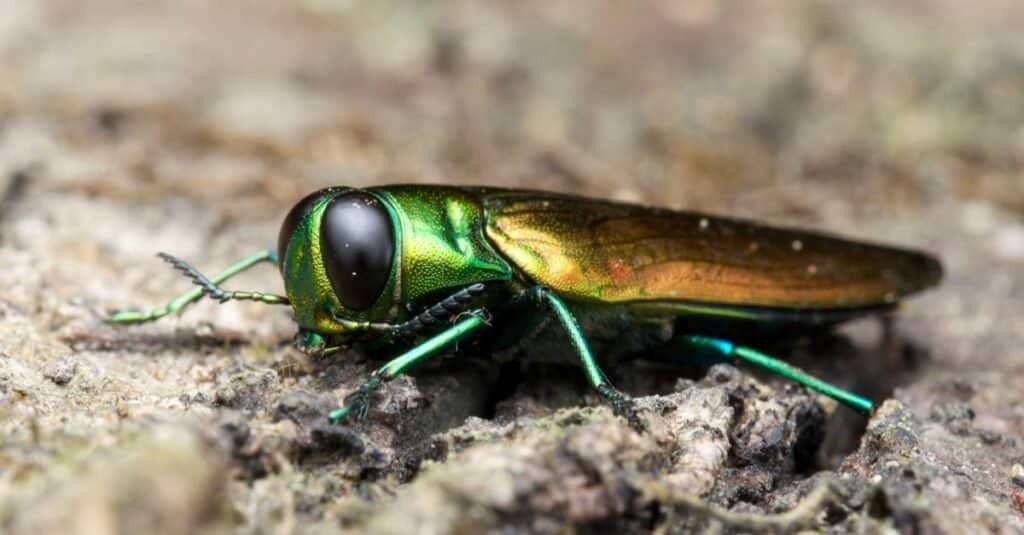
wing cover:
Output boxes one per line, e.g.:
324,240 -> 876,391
482,190 -> 942,310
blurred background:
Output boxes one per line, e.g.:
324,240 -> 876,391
1,1 -> 1022,532
3,1 -> 1024,216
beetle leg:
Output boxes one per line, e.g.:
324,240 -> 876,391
108,250 -> 288,324
328,309 -> 490,423
677,335 -> 874,414
530,287 -> 645,431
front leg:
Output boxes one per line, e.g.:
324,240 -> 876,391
328,309 -> 490,423
530,287 -> 645,431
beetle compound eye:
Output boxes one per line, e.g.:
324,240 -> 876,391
320,192 -> 395,310
278,187 -> 346,266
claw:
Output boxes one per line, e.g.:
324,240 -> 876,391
343,393 -> 369,422
294,331 -> 326,357
327,377 -> 381,424
598,385 -> 646,432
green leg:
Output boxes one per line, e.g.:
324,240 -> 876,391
680,335 -> 874,414
328,309 -> 490,423
531,287 -> 644,431
108,250 -> 288,325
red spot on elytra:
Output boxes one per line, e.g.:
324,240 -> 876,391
607,259 -> 632,283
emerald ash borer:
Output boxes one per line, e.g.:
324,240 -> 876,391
110,185 -> 942,429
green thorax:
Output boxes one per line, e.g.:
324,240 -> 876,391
279,186 -> 512,337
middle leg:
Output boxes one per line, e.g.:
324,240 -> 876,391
530,287 -> 645,431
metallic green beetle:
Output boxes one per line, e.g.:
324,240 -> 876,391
110,185 -> 943,428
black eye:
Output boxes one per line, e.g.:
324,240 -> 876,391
320,192 -> 395,310
277,187 -> 346,267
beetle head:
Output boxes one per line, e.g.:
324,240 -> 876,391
277,187 -> 400,346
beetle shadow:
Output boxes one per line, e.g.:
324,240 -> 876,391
63,324 -> 279,353
605,314 -> 932,471
785,316 -> 932,468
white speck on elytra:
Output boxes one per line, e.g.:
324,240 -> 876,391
352,272 -> 358,277
791,240 -> 803,251
699,218 -> 709,230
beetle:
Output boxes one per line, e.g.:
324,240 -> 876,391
109,185 -> 943,429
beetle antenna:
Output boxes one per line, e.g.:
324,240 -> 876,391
108,250 -> 286,325
157,252 -> 230,302
391,283 -> 487,339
